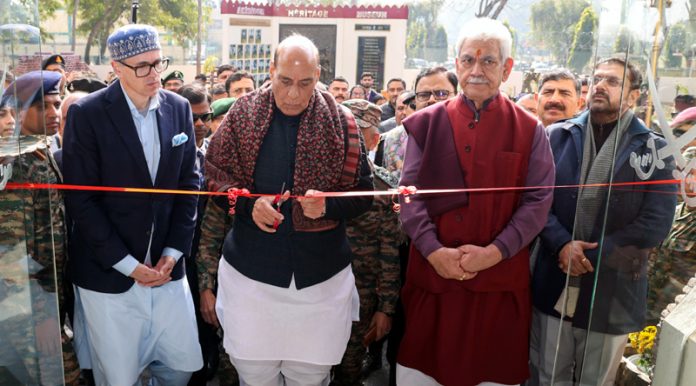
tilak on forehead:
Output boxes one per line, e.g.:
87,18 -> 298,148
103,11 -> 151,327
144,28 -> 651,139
476,48 -> 481,58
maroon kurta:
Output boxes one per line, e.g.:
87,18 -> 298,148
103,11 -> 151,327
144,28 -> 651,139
398,94 -> 541,386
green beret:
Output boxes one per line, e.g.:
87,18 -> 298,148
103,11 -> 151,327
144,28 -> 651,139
211,97 -> 236,118
161,70 -> 184,85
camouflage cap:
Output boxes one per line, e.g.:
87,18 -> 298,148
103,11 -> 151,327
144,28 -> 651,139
342,99 -> 381,131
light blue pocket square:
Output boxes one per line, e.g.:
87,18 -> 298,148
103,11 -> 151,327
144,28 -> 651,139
172,132 -> 188,147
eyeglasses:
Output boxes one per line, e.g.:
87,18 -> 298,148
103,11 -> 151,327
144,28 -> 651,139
415,90 -> 451,102
592,75 -> 622,88
119,58 -> 170,78
192,112 -> 213,122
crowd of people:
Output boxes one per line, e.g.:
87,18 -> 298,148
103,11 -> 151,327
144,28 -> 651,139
1,15 -> 695,386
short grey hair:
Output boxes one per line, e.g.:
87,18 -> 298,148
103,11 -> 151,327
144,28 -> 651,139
538,69 -> 581,96
456,18 -> 512,61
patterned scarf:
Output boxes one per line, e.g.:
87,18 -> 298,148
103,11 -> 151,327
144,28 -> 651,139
555,110 -> 633,317
205,86 -> 361,231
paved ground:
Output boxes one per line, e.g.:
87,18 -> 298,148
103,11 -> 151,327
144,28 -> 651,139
364,363 -> 390,386
207,349 -> 391,386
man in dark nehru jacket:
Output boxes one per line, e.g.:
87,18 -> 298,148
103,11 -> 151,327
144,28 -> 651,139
396,17 -> 555,386
162,70 -> 185,92
63,24 -> 202,385
204,33 -> 373,386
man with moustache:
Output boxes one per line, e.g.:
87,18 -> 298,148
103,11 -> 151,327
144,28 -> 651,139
397,18 -> 555,386
359,72 -> 382,104
328,76 -> 350,103
535,69 -> 583,128
162,70 -> 185,92
63,24 -> 202,385
204,34 -> 372,386
225,71 -> 255,98
50,91 -> 87,155
381,78 -> 407,121
529,57 -> 677,385
216,64 -> 236,85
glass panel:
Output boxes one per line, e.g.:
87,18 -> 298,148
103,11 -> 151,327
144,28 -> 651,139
1,0 -> 66,384
565,1 -> 690,384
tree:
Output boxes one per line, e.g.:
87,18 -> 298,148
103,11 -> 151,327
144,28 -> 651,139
502,19 -> 517,59
476,0 -> 508,19
663,22 -> 687,68
2,0 -> 61,40
68,0 -> 206,64
424,25 -> 448,63
406,0 -> 447,62
613,26 -> 638,55
567,6 -> 597,73
530,0 -> 590,65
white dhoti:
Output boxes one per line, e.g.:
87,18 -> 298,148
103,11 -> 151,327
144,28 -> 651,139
216,258 -> 359,365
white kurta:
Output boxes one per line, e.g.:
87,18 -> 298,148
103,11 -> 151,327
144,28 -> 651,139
216,258 -> 359,365
72,279 -> 203,385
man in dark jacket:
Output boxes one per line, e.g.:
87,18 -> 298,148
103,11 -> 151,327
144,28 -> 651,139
529,57 -> 677,385
204,34 -> 373,386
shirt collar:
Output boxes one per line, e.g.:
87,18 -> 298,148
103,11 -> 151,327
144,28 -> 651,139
120,82 -> 160,116
460,92 -> 498,112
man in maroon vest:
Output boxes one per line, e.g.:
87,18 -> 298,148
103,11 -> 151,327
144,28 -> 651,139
396,17 -> 556,386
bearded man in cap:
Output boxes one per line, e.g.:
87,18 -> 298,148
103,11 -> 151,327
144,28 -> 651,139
0,70 -> 80,385
62,24 -> 202,385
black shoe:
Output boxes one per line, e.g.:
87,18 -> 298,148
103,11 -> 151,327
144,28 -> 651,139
361,351 -> 383,377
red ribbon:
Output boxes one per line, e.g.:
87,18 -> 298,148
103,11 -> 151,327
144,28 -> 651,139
227,188 -> 250,215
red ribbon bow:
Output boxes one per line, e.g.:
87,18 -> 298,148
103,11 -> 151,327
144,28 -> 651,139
398,185 -> 417,203
227,188 -> 250,215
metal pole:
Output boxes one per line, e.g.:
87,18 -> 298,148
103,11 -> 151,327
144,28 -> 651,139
71,0 -> 79,52
131,0 -> 140,24
196,0 -> 202,75
645,0 -> 664,128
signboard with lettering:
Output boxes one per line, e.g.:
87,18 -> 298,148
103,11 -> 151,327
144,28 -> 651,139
221,0 -> 408,20
355,24 -> 391,31
356,36 -> 386,91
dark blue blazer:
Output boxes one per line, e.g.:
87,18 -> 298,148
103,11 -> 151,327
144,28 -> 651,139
63,81 -> 200,294
531,111 -> 677,334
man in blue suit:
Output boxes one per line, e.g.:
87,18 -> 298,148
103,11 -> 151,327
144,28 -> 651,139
62,24 -> 203,385
529,57 -> 677,385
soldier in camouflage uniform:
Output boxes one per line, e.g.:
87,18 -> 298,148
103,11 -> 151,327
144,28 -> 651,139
0,71 -> 79,385
647,146 -> 696,325
332,100 -> 403,386
197,194 -> 238,385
